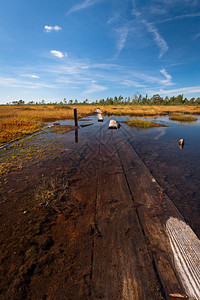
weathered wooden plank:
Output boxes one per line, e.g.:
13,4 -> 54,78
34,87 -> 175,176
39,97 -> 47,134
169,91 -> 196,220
108,119 -> 118,129
91,127 -> 164,300
95,107 -> 103,114
112,128 -> 188,299
97,114 -> 104,122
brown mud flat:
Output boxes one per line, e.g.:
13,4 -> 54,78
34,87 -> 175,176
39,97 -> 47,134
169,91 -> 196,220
0,122 -> 188,299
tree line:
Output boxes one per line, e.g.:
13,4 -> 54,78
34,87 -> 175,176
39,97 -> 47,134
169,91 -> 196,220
6,94 -> 200,106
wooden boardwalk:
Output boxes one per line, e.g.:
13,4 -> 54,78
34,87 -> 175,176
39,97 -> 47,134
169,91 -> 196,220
69,120 -> 198,299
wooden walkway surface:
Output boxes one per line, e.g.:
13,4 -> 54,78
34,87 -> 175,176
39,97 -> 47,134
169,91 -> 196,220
70,121 -> 190,299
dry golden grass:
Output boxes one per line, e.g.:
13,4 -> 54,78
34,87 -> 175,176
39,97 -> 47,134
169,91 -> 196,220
101,105 -> 200,116
0,105 -> 94,146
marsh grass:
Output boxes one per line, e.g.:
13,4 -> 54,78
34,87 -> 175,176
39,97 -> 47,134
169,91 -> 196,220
123,119 -> 167,128
102,105 -> 200,116
169,114 -> 198,122
35,177 -> 70,213
1,105 -> 200,145
0,118 -> 43,146
0,105 -> 94,146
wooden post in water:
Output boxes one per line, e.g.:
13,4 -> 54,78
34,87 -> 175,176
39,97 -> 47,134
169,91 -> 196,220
74,108 -> 78,126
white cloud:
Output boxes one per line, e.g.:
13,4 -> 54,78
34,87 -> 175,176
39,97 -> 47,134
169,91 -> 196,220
122,80 -> 146,87
67,0 -> 101,14
143,21 -> 168,58
80,65 -> 90,69
44,25 -> 62,32
31,75 -> 40,79
21,74 -> 40,79
83,83 -> 107,94
160,68 -> 173,85
50,50 -> 66,58
158,86 -> 200,95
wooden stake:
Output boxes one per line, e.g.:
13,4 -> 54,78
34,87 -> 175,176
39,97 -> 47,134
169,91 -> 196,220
74,108 -> 78,126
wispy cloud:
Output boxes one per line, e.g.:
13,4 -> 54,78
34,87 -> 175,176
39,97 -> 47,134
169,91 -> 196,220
44,25 -> 62,32
161,0 -> 198,6
21,74 -> 40,79
130,2 -> 168,58
155,12 -> 200,24
107,12 -> 121,24
83,83 -> 107,94
158,86 -> 200,95
193,32 -> 200,39
0,77 -> 57,89
50,50 -> 66,58
149,6 -> 167,15
122,79 -> 146,88
114,25 -> 129,58
160,68 -> 173,85
67,0 -> 101,15
143,21 -> 168,58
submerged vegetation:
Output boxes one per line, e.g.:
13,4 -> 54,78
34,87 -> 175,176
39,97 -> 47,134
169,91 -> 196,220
169,114 -> 198,122
51,125 -> 77,134
123,119 -> 167,128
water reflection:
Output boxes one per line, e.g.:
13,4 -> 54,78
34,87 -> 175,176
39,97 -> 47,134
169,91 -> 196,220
179,139 -> 184,150
75,128 -> 78,143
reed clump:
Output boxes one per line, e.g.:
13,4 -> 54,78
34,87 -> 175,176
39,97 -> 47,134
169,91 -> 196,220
169,115 -> 198,122
123,119 -> 167,128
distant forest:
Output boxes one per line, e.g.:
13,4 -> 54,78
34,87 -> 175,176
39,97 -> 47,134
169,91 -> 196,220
7,94 -> 200,106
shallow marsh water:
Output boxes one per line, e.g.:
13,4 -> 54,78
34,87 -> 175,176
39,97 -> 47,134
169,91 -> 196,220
116,115 -> 200,238
61,114 -> 200,238
0,114 -> 199,238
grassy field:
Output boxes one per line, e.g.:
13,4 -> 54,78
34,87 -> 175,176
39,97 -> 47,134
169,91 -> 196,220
1,104 -> 200,146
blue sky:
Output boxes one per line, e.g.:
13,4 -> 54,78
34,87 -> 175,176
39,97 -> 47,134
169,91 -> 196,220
0,0 -> 200,103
